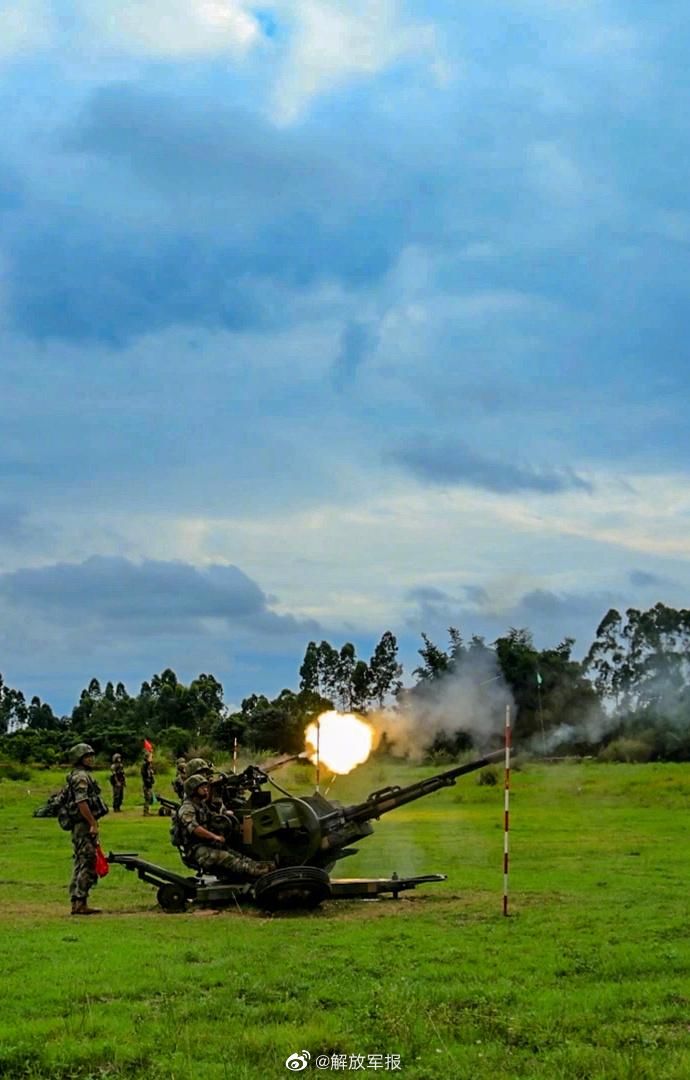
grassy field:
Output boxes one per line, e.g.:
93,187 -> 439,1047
1,757 -> 689,1079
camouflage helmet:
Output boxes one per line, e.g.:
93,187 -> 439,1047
70,742 -> 95,766
112,753 -> 122,762
184,773 -> 210,798
186,757 -> 213,778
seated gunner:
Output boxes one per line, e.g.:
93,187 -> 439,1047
174,773 -> 274,880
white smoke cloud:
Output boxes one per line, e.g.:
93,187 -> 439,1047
372,648 -> 513,759
535,713 -> 613,756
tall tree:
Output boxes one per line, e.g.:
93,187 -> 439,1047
0,674 -> 28,734
413,632 -> 452,682
336,643 -> 358,710
299,641 -> 320,693
26,696 -> 60,731
317,641 -> 341,701
368,631 -> 403,707
585,604 -> 690,716
496,628 -> 601,742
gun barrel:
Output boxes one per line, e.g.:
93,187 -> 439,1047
156,794 -> 180,811
261,753 -> 310,774
344,749 -> 505,824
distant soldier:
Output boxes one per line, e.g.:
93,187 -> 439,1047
65,742 -> 109,915
174,774 -> 273,881
141,752 -> 155,816
109,753 -> 126,812
172,757 -> 187,801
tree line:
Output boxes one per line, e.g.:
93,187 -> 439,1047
1,603 -> 690,764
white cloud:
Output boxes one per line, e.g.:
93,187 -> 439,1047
501,474 -> 690,560
0,0 -> 52,59
76,0 -> 260,57
575,22 -> 638,56
26,465 -> 685,635
272,0 -> 438,123
0,0 -> 262,62
529,141 -> 587,204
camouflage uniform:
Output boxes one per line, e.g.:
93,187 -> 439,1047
172,759 -> 187,801
68,767 -> 103,905
109,758 -> 126,811
141,757 -> 155,815
176,796 -> 269,881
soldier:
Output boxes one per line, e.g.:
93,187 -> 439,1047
141,751 -> 155,815
184,757 -> 236,812
185,757 -> 213,780
109,753 -> 126,812
66,742 -> 109,916
175,774 -> 273,881
172,756 -> 187,801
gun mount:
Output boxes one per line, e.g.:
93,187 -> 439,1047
233,749 -> 504,869
110,749 -> 504,912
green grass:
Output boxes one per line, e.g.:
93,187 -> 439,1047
1,759 -> 690,1079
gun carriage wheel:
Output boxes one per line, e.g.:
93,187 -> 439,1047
253,866 -> 331,912
157,883 -> 190,913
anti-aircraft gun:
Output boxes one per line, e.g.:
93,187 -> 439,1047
229,749 -> 505,870
109,749 -> 504,912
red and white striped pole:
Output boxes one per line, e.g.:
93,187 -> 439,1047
503,703 -> 511,916
315,719 -> 321,793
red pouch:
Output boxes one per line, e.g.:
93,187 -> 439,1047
94,843 -> 110,878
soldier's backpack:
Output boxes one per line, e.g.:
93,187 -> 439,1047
55,774 -> 109,830
170,809 -> 186,851
33,792 -> 63,818
56,780 -> 76,831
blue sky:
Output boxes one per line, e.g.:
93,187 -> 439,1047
1,0 -> 689,714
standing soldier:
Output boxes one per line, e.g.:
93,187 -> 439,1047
65,742 -> 109,915
109,753 -> 126,812
172,757 -> 187,801
141,751 -> 155,816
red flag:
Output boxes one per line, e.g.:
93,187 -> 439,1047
94,844 -> 110,878
143,738 -> 153,752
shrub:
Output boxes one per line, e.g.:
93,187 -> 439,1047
598,738 -> 653,764
423,748 -> 457,767
158,726 -> 194,758
0,763 -> 32,781
187,744 -> 217,766
478,766 -> 499,786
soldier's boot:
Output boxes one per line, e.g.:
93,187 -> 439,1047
71,899 -> 102,915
